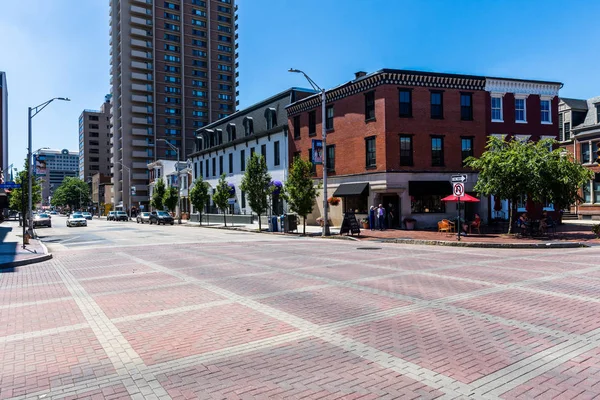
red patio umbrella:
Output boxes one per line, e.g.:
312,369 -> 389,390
441,193 -> 480,202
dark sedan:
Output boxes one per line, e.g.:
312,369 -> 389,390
149,211 -> 174,225
33,213 -> 52,228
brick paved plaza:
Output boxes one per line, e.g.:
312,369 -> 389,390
2,232 -> 600,399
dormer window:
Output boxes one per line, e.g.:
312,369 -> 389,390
216,129 -> 223,145
596,104 -> 600,124
265,108 -> 277,130
243,117 -> 254,136
227,123 -> 236,141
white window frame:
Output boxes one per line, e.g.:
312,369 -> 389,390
540,96 -> 553,124
491,93 -> 504,122
514,95 -> 528,123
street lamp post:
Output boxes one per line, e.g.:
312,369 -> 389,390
288,69 -> 330,236
157,139 -> 181,224
27,97 -> 70,236
114,161 -> 132,220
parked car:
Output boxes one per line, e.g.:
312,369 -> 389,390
149,211 -> 174,225
115,211 -> 129,221
136,212 -> 151,224
107,211 -> 116,221
49,210 -> 58,215
33,213 -> 52,228
82,212 -> 93,220
66,214 -> 87,227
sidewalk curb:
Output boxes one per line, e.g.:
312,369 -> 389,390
378,238 -> 589,249
0,251 -> 53,270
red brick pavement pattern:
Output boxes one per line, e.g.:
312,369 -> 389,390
259,286 -> 413,325
360,274 -> 491,300
0,264 -> 63,287
61,384 -> 131,400
151,256 -> 233,271
157,337 -> 443,400
93,283 -> 225,318
79,272 -> 182,294
301,263 -> 398,281
178,263 -> 271,280
0,329 -> 114,400
482,259 -> 590,273
340,308 -> 566,384
502,346 -> 600,399
0,299 -> 86,336
530,277 -> 600,300
453,289 -> 600,334
432,265 -> 551,284
69,264 -> 155,279
367,256 -> 462,271
211,272 -> 324,296
116,303 -> 297,365
0,282 -> 70,304
58,254 -> 129,269
259,255 -> 351,270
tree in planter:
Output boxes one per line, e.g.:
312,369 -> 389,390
9,159 -> 42,220
189,176 -> 210,226
240,153 -> 271,231
163,186 -> 178,215
283,157 -> 317,235
466,137 -> 592,234
151,178 -> 166,211
50,177 -> 89,210
213,174 -> 231,227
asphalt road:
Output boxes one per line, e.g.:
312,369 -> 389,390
4,216 -> 600,399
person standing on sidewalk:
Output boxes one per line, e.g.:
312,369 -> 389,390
377,204 -> 386,231
368,206 -> 375,230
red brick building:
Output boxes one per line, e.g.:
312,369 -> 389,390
286,69 -> 561,228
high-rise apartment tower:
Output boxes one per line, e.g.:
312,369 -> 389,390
79,95 -> 113,181
109,0 -> 238,210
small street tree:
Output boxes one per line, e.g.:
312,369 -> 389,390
9,159 -> 42,219
189,176 -> 210,226
212,174 -> 230,227
50,176 -> 89,210
283,157 -> 317,235
151,178 -> 166,211
164,186 -> 178,215
240,153 -> 271,231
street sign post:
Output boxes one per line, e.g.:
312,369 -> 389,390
0,182 -> 21,189
453,183 -> 465,198
451,174 -> 467,183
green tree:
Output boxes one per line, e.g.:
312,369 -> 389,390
240,153 -> 271,231
213,174 -> 231,227
50,177 -> 89,210
189,176 -> 210,226
9,159 -> 42,217
283,157 -> 317,235
466,137 -> 593,233
164,186 -> 178,214
151,178 -> 166,210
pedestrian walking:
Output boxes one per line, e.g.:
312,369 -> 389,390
368,206 -> 375,230
377,204 -> 386,231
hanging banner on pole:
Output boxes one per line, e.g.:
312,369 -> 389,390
35,155 -> 47,176
312,139 -> 323,165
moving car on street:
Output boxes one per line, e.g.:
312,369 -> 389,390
149,211 -> 174,225
67,213 -> 87,227
33,213 -> 52,228
136,212 -> 151,224
82,212 -> 93,220
115,211 -> 129,221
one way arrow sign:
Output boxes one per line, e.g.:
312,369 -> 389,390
451,174 -> 467,183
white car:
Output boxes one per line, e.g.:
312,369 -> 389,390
67,214 -> 88,227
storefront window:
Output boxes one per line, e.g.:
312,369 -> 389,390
411,195 -> 445,213
344,195 -> 368,214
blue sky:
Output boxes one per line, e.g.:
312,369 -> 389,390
2,0 -> 600,172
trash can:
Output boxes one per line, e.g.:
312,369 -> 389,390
270,216 -> 278,232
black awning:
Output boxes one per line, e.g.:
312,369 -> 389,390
333,182 -> 369,197
408,181 -> 451,196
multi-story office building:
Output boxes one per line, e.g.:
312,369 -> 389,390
36,149 -> 79,206
79,95 -> 113,182
109,0 -> 238,211
0,71 -> 7,177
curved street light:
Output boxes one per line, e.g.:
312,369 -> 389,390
288,68 -> 330,236
157,139 -> 181,224
114,161 -> 132,220
28,98 -> 70,236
